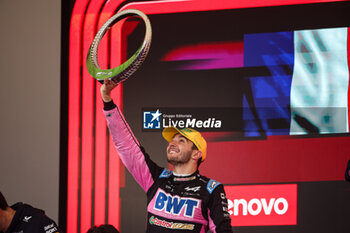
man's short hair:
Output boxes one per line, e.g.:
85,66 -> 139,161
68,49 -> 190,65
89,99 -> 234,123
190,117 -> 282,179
0,192 -> 9,210
87,224 -> 119,233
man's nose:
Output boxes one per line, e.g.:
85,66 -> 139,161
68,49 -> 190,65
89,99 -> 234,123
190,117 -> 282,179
169,141 -> 177,146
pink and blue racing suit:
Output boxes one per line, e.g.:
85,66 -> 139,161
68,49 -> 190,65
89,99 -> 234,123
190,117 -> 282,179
104,101 -> 233,233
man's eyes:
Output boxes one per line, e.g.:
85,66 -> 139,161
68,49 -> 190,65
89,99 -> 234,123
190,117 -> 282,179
171,137 -> 187,143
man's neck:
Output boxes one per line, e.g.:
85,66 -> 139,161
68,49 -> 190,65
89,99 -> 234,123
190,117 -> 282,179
0,207 -> 15,232
172,163 -> 197,175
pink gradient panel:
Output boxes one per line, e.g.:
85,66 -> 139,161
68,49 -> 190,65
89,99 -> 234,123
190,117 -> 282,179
91,0 -> 111,226
68,0 -> 126,232
67,0 -> 89,232
108,135 -> 121,229
162,41 -> 244,70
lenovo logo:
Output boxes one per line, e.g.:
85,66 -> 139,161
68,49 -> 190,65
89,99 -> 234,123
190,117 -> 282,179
224,184 -> 297,226
228,197 -> 288,216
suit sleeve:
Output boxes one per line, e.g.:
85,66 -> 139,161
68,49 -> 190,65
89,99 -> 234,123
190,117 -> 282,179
38,215 -> 62,233
207,185 -> 233,233
104,102 -> 163,192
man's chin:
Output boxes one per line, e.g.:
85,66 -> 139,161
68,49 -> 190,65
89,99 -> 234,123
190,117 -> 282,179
167,156 -> 176,164
167,155 -> 190,166
167,155 -> 181,165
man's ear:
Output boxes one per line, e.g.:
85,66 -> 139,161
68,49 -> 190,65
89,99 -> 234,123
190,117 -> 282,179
192,150 -> 202,161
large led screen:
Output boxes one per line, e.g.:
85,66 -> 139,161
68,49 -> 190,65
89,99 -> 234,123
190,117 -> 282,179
121,2 -> 350,232
66,1 -> 350,233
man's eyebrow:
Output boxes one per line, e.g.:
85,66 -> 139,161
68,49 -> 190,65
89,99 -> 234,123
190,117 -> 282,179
172,134 -> 189,141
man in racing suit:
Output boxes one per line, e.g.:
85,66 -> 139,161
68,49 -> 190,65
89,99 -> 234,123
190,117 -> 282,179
101,80 -> 233,233
0,192 -> 62,233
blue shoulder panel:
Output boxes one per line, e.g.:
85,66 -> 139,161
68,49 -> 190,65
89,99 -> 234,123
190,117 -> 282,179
207,179 -> 221,194
159,168 -> 172,178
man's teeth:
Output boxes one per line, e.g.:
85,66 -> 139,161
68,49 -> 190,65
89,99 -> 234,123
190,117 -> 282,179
169,149 -> 178,154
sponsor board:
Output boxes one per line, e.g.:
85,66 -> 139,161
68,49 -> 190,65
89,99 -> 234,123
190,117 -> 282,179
224,184 -> 297,226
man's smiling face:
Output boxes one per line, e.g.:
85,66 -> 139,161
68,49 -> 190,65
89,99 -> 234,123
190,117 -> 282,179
166,133 -> 196,165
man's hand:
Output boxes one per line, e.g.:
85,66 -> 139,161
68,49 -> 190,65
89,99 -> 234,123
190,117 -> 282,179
101,79 -> 117,102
